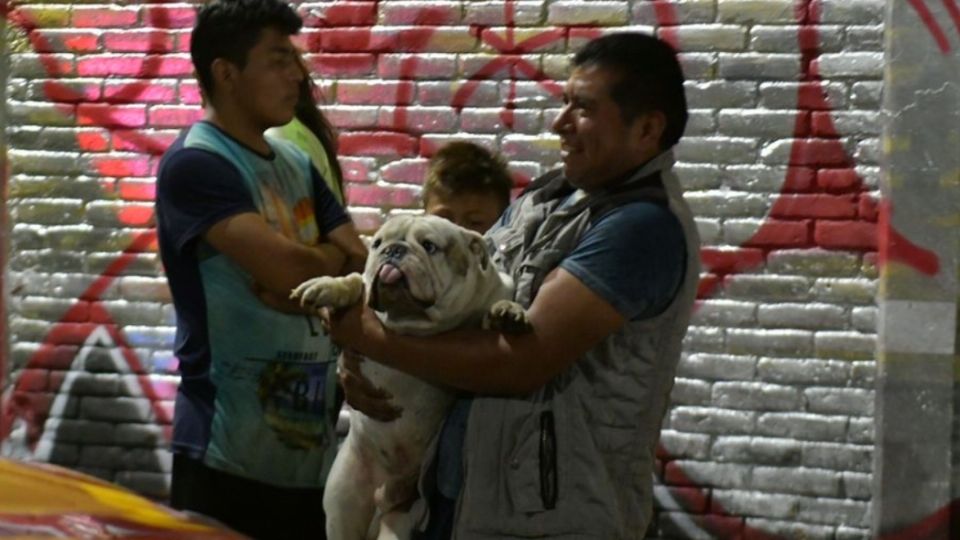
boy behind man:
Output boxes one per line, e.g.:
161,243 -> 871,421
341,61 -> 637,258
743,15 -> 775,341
155,0 -> 365,537
421,142 -> 513,234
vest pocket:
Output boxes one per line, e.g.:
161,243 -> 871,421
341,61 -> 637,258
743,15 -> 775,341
539,411 -> 557,510
505,410 -> 558,513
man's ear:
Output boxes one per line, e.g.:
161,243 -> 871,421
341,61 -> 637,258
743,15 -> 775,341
210,58 -> 237,96
634,110 -> 666,150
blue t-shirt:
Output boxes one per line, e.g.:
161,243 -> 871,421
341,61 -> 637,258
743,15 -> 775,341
431,199 -> 686,506
156,121 -> 349,487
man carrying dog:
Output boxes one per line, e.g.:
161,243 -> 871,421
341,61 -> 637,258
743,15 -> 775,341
328,32 -> 700,539
155,0 -> 366,537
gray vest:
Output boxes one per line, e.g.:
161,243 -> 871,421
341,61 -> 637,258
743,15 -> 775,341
453,151 -> 701,539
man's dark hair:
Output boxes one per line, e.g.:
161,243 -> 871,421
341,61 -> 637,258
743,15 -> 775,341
191,0 -> 302,98
573,33 -> 688,149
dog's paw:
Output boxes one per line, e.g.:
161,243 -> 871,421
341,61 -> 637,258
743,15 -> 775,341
483,300 -> 532,334
291,274 -> 364,309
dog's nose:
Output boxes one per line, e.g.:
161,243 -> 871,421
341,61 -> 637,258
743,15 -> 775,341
382,243 -> 407,259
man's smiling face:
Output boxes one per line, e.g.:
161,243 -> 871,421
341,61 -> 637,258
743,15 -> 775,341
551,64 -> 662,191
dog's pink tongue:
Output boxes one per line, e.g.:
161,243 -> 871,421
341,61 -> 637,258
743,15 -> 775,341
378,263 -> 404,284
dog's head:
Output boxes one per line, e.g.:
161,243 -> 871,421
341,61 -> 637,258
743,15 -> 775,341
363,214 -> 500,334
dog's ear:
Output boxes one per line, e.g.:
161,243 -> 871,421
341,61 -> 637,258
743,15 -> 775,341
466,232 -> 490,271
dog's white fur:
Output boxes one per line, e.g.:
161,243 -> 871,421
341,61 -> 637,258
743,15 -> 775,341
292,215 -> 525,540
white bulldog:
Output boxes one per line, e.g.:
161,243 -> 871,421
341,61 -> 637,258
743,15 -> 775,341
291,214 -> 528,540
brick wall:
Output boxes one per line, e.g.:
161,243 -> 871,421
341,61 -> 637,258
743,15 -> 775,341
0,1 -> 898,538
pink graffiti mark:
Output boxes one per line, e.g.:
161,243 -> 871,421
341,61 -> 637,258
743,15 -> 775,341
658,0 -> 939,537
698,0 -> 940,300
907,0 -> 960,53
0,232 -> 169,447
455,0 -> 575,129
0,2 -> 178,447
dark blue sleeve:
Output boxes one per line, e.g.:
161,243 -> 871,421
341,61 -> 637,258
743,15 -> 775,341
310,165 -> 350,235
560,202 -> 686,321
156,148 -> 256,254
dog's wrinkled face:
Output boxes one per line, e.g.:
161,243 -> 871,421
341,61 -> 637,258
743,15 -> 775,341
364,214 -> 495,334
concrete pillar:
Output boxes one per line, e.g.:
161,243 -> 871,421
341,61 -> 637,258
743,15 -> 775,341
1,7 -> 9,390
874,0 -> 960,536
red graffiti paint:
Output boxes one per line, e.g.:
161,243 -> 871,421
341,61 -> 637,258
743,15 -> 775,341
908,0 -> 960,53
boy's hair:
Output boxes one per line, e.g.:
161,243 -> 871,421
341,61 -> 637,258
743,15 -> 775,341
423,142 -> 513,210
573,32 -> 688,149
191,0 -> 302,98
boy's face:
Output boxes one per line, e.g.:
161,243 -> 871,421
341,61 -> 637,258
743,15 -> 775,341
424,191 -> 505,235
223,27 -> 303,130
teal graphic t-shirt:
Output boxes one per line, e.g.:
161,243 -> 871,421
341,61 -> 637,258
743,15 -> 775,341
156,121 -> 349,487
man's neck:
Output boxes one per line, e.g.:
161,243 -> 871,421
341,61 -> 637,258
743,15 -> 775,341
204,106 -> 271,155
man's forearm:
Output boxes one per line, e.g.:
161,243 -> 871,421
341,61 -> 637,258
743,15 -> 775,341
364,327 -> 554,396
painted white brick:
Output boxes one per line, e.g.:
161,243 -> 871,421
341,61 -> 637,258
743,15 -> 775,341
842,471 -> 873,499
758,81 -> 848,109
685,80 -> 758,108
678,353 -> 757,380
632,0 -> 717,24
712,381 -> 803,410
850,81 -> 883,108
819,0 -> 884,24
669,24 -> 747,52
812,278 -> 877,304
719,53 -> 802,80
797,497 -> 870,527
684,190 -> 770,217
814,331 -> 876,360
766,249 -> 862,277
463,1 -> 544,25
757,358 -> 851,386
712,436 -> 802,465
758,412 -> 849,441
547,1 -> 629,26
723,275 -> 813,302
690,300 -> 757,327
670,377 -> 713,405
757,303 -> 847,329
675,163 -> 723,190
659,430 -> 713,460
749,25 -> 844,52
711,489 -> 801,519
682,325 -> 727,352
845,25 -> 885,50
817,52 -> 884,78
720,165 -> 790,192
79,397 -> 153,422
744,518 -> 836,540
694,217 -> 722,244
751,466 -> 841,496
673,460 -> 754,488
684,109 -> 717,135
728,328 -> 815,356
671,406 -> 757,435
674,136 -> 758,164
806,387 -> 874,416
718,108 -> 799,138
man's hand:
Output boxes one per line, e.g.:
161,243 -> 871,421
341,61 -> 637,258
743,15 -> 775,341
339,350 -> 402,422
322,302 -> 386,357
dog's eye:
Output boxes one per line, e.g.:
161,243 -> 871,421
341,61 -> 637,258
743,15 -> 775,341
420,240 -> 439,254
372,238 -> 382,248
